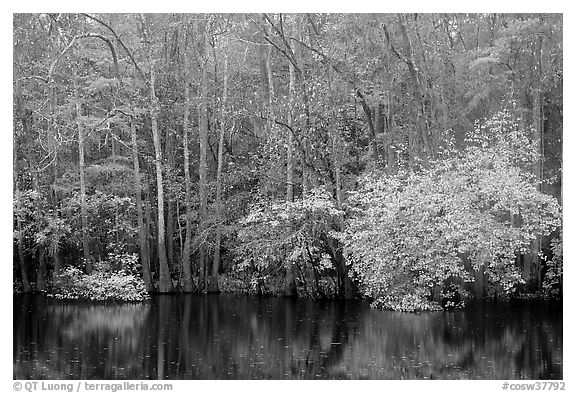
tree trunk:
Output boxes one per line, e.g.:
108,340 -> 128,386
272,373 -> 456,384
36,246 -> 46,291
165,128 -> 175,271
397,14 -> 433,161
49,62 -> 63,276
131,117 -> 154,292
141,14 -> 174,293
413,15 -> 438,152
181,34 -> 195,293
286,54 -> 295,202
356,90 -> 379,163
13,71 -> 32,293
198,26 -> 209,291
144,194 -> 154,275
175,198 -> 183,286
53,251 -> 63,276
326,236 -> 353,299
375,103 -> 386,166
328,112 -> 352,298
16,214 -> 31,292
265,38 -> 280,193
166,195 -> 175,277
266,40 -> 275,134
29,169 -> 47,291
284,18 -> 298,296
386,80 -> 398,173
73,76 -> 93,274
474,260 -> 486,298
209,51 -> 228,294
333,131 -> 343,210
529,32 -> 544,289
150,60 -> 173,293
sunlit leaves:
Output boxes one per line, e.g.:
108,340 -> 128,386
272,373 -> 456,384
51,264 -> 149,301
341,111 -> 561,311
234,188 -> 343,295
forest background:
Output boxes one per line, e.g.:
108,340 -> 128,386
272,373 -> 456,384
7,8 -> 571,313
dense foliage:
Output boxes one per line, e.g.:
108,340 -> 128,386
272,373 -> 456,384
341,110 -> 561,311
234,189 -> 344,297
13,14 -> 562,309
50,254 -> 149,301
543,229 -> 563,298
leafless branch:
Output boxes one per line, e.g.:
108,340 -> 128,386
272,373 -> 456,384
82,13 -> 147,83
47,33 -> 120,83
18,75 -> 49,83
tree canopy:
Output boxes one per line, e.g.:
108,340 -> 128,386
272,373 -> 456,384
13,13 -> 562,310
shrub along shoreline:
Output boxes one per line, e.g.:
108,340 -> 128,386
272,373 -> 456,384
14,111 -> 562,311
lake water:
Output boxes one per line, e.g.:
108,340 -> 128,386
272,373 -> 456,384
13,294 -> 562,380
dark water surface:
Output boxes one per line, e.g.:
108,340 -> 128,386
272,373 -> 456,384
13,294 -> 562,380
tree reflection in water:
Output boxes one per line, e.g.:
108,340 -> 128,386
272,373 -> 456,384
13,294 -> 562,379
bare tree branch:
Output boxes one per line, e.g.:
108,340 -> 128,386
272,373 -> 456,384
82,13 -> 148,83
250,14 -> 302,74
47,33 -> 120,83
17,75 -> 49,83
